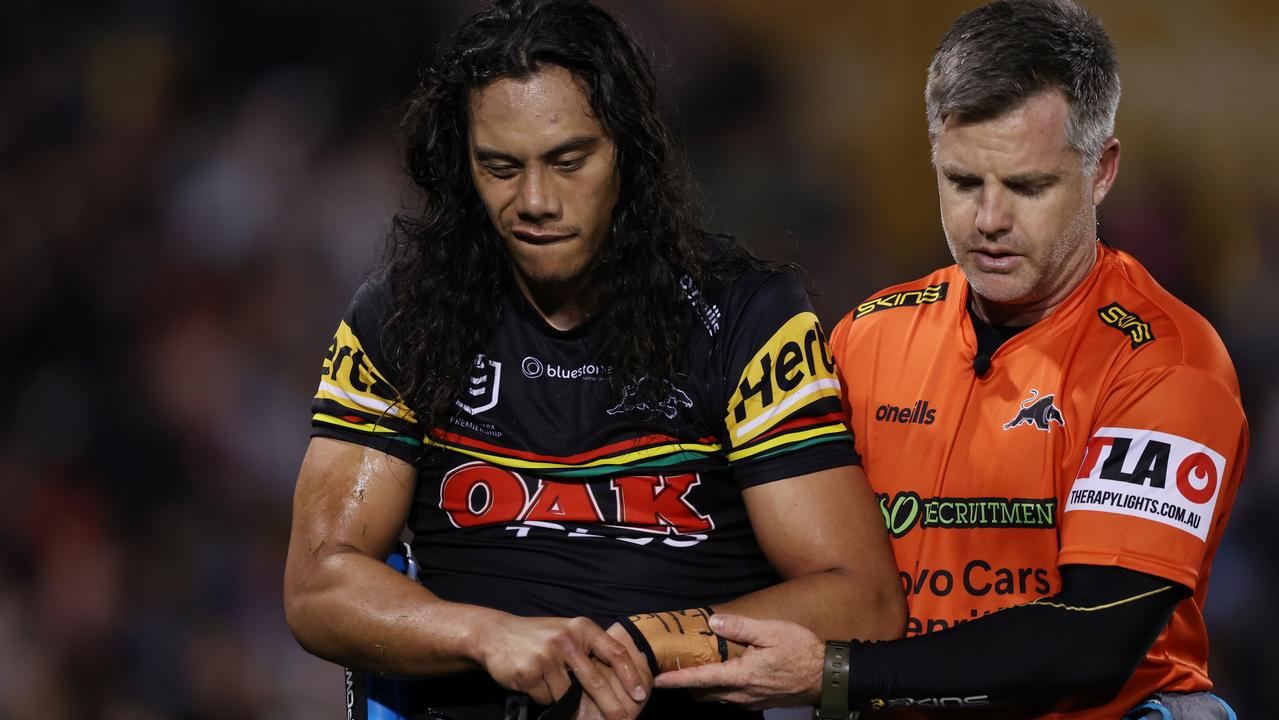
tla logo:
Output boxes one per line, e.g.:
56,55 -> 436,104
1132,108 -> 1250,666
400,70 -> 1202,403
1003,389 -> 1064,431
1065,426 -> 1225,541
875,400 -> 937,425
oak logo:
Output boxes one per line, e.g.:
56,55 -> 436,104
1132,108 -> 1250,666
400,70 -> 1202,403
438,463 -> 713,536
456,354 -> 501,415
853,282 -> 949,320
1065,426 -> 1225,541
1003,389 -> 1065,432
875,400 -> 937,425
1098,302 -> 1154,349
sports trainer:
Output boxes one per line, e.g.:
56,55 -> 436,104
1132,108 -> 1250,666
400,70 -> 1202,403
655,2 -> 1247,719
281,1 -> 904,719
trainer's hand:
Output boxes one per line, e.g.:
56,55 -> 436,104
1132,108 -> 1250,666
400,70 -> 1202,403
475,614 -> 645,718
652,614 -> 824,710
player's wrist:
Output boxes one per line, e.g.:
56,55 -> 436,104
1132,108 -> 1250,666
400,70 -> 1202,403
615,607 -> 741,676
456,605 -> 511,669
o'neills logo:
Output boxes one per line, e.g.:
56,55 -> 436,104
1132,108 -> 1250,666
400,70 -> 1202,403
875,400 -> 937,425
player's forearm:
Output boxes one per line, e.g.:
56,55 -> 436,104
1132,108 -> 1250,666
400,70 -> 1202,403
284,548 -> 498,675
715,567 -> 905,642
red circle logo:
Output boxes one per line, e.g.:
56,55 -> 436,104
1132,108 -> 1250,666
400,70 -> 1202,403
1176,452 -> 1218,504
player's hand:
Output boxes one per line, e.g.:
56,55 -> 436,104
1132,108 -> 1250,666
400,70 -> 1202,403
572,650 -> 649,720
569,623 -> 653,719
475,614 -> 646,717
652,613 -> 824,710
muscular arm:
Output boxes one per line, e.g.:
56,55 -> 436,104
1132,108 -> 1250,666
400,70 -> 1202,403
284,438 -> 643,715
283,437 -> 486,674
717,464 -> 905,642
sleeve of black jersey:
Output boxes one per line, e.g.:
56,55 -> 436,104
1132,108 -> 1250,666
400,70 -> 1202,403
845,564 -> 1188,712
717,271 -> 859,489
310,275 -> 423,464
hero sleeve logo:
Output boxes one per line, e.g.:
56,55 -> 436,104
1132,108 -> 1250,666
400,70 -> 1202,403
1003,389 -> 1065,431
726,312 -> 841,446
1065,427 -> 1225,541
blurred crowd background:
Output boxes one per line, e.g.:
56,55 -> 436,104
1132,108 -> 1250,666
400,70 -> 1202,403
3,0 -> 1276,717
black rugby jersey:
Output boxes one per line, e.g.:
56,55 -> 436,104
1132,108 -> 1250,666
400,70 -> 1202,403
311,267 -> 857,718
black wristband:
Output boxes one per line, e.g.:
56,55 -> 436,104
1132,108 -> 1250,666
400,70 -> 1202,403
616,615 -> 660,676
814,641 -> 858,720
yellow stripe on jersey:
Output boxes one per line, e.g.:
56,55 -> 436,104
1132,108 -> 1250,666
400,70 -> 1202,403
424,436 -> 723,473
725,312 -> 842,447
316,320 -> 417,424
313,412 -> 405,436
725,423 -> 849,463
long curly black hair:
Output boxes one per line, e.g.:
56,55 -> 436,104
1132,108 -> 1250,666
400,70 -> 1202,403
383,0 -> 754,431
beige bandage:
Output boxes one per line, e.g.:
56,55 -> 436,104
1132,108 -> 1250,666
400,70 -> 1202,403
620,607 -> 746,674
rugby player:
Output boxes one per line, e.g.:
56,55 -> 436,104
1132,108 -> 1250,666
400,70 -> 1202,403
281,1 -> 904,719
655,1 -> 1247,719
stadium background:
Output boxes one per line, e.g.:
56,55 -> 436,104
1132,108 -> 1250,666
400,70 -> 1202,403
3,0 -> 1276,716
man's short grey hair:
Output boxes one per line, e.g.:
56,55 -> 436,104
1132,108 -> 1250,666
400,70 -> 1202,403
925,0 -> 1120,170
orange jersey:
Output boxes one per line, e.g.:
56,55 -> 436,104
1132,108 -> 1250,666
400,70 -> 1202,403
829,244 -> 1247,719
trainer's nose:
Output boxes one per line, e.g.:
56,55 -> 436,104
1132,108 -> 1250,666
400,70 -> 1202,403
975,185 -> 1012,240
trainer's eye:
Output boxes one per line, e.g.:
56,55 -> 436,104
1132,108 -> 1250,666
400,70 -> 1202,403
949,177 -> 981,192
1008,182 -> 1048,198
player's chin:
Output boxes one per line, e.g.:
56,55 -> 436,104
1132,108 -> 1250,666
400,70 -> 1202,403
514,259 -> 588,287
511,251 -> 591,286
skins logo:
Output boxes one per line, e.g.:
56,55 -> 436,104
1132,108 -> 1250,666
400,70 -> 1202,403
853,282 -> 949,320
877,695 -> 991,709
1098,302 -> 1154,349
438,462 -> 713,536
1003,389 -> 1065,431
607,377 -> 693,419
456,354 -> 501,415
1066,426 -> 1225,541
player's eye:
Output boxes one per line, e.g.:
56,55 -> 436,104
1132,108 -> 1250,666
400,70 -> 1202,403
553,155 -> 585,172
483,163 -> 519,179
948,176 -> 981,191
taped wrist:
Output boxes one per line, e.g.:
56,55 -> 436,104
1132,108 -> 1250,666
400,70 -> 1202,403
617,607 -> 745,675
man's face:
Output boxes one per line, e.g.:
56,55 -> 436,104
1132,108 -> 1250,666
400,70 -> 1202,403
468,65 -> 620,293
933,89 -> 1117,317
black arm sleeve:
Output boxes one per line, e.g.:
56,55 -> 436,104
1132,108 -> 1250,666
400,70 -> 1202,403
848,565 -> 1188,712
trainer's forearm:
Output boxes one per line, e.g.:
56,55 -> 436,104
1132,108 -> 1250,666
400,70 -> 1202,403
284,548 -> 500,675
714,568 -> 904,642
